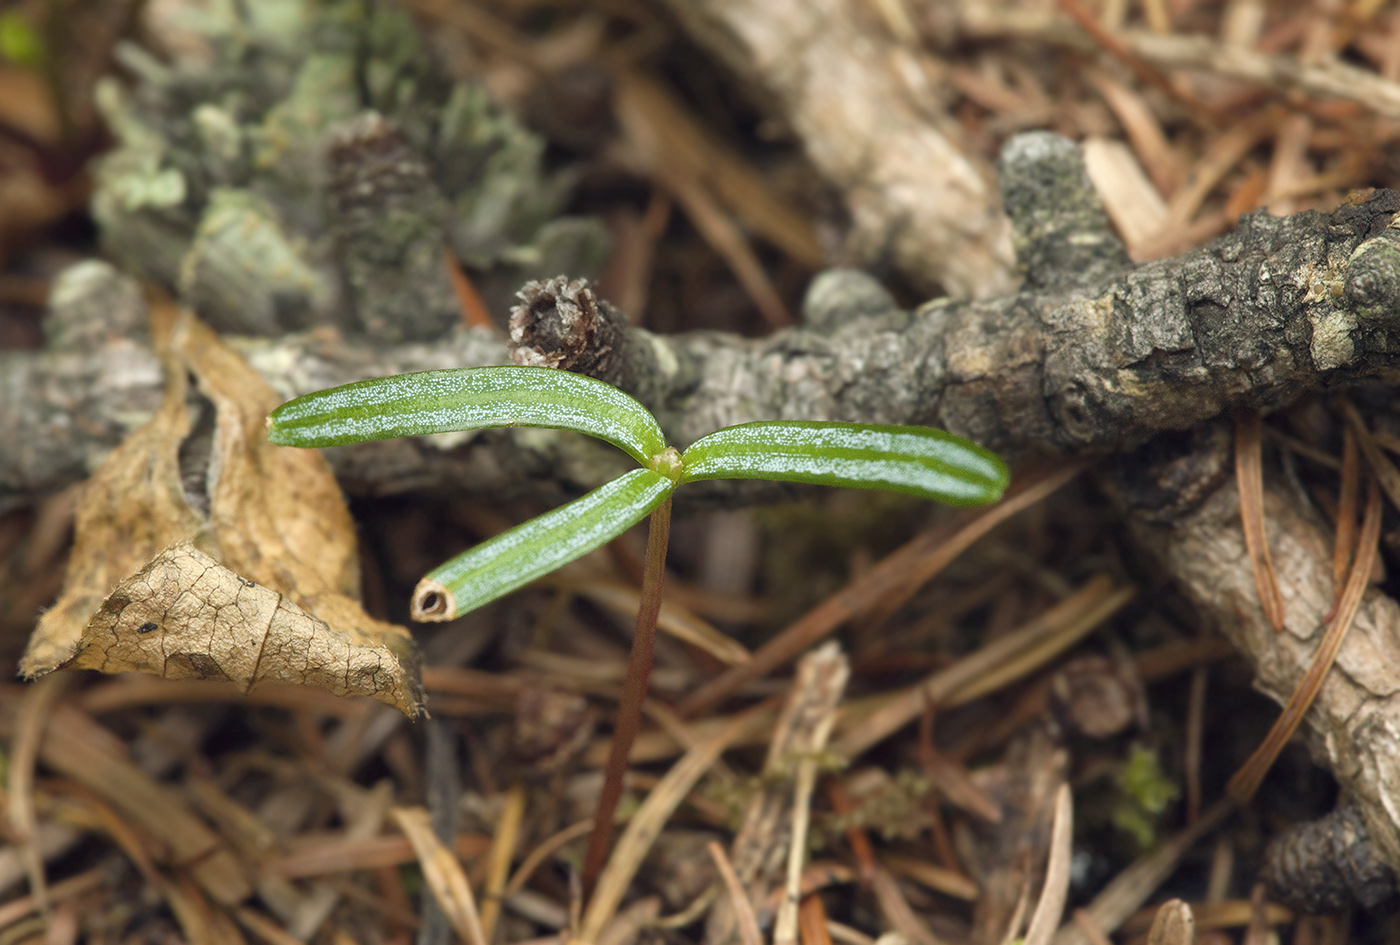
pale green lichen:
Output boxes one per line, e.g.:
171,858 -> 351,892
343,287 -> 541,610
93,0 -> 607,338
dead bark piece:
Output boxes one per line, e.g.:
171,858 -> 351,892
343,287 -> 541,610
19,299 -> 424,716
659,0 -> 1018,299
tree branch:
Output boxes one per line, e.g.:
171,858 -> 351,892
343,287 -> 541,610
6,139 -> 1397,505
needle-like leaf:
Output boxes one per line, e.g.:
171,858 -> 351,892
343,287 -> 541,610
679,421 -> 1009,506
267,366 -> 668,467
411,468 -> 675,621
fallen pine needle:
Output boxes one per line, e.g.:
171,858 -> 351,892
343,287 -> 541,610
1053,800 -> 1233,945
391,806 -> 488,945
506,818 -> 595,897
1236,410 -> 1286,633
834,577 -> 1133,758
870,866 -> 946,945
233,905 -> 306,945
443,245 -> 494,330
479,782 -> 527,942
1071,909 -> 1114,945
269,832 -> 489,879
1333,424 -> 1360,602
707,841 -> 763,945
1024,784 -> 1074,945
1228,475 -> 1383,804
879,854 -> 979,901
7,674 -> 66,913
0,867 -> 104,929
1342,397 -> 1400,513
579,705 -> 768,942
798,893 -> 835,945
678,462 -> 1088,717
775,645 -> 849,945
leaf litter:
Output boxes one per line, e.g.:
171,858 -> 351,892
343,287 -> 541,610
19,294 -> 424,716
10,0 -> 1400,942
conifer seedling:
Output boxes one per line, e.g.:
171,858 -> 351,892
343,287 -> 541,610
268,364 -> 1009,896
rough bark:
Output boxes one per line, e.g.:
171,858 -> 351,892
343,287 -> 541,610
6,167 -> 1398,506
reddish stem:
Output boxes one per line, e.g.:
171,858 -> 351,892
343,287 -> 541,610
579,495 -> 673,898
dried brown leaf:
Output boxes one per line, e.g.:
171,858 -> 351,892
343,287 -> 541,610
21,299 -> 423,716
67,542 -> 422,713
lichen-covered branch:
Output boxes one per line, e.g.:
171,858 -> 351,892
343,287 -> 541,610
4,168 -> 1399,504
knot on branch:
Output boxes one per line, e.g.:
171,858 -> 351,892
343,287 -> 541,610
996,131 -> 1129,291
509,276 -> 631,387
1346,230 -> 1400,320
